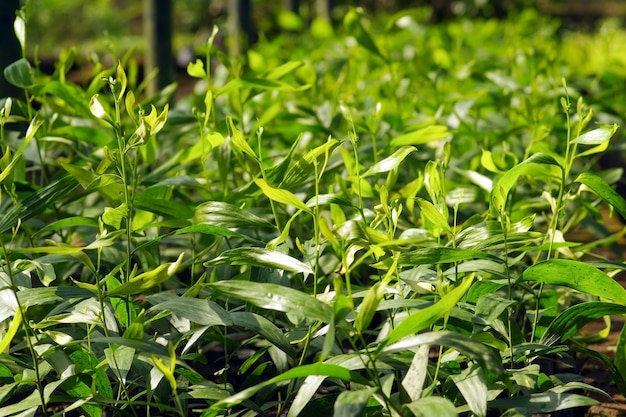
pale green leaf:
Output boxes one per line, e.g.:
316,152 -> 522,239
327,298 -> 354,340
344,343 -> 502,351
404,397 -> 458,417
253,177 -> 311,212
390,125 -> 450,147
571,124 -> 618,157
333,387 -> 378,417
417,198 -> 451,233
107,253 -> 184,297
451,365 -> 487,417
187,59 -> 206,78
362,146 -> 416,177
384,275 -> 474,345
147,292 -> 232,326
488,392 -> 597,414
227,117 -> 257,159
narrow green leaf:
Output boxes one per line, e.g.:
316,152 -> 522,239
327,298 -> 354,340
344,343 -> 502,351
227,116 -> 257,159
488,392 -> 597,414
384,275 -> 475,345
523,259 -> 626,304
576,172 -> 626,219
210,363 -> 369,410
231,311 -> 296,357
343,8 -> 385,59
362,146 -> 416,177
541,302 -> 626,345
616,325 -> 626,387
209,281 -> 332,323
0,176 -> 78,233
417,198 -> 451,233
451,365 -> 487,417
147,292 -> 232,326
253,177 -> 311,212
175,224 -> 246,239
399,247 -> 498,266
107,253 -> 183,297
280,138 -> 341,189
355,282 -> 386,334
385,330 -> 504,377
206,247 -> 312,275
333,387 -> 378,417
55,125 -> 113,146
571,124 -> 618,157
390,125 -> 450,147
193,201 -> 273,229
404,397 -> 458,417
0,114 -> 43,183
490,153 -> 562,215
134,197 -> 194,219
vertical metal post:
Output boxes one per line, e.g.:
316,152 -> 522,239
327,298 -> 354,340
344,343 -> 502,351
0,0 -> 22,99
143,0 -> 174,97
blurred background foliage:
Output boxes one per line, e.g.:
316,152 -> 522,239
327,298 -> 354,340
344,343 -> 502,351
22,0 -> 559,62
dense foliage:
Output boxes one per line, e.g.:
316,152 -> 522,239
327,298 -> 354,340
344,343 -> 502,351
2,6 -> 626,417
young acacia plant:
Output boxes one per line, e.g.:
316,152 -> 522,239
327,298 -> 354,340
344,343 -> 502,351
1,5 -> 626,417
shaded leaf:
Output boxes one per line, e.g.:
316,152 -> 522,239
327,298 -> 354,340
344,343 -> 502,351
576,172 -> 626,219
0,176 -> 79,233
541,302 -> 626,345
231,311 -> 296,357
404,397 -> 458,417
488,392 -> 597,414
3,58 -> 34,88
333,387 -> 378,417
147,292 -> 232,326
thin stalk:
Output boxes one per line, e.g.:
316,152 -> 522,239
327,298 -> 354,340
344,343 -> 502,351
0,238 -> 47,417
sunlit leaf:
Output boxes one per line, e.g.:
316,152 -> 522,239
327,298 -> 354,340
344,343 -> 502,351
390,125 -> 450,147
384,275 -> 475,345
3,58 -> 34,88
451,365 -> 487,417
209,363 -> 369,410
253,177 -> 311,213
523,259 -> 626,304
209,281 -> 332,323
385,330 -> 504,377
490,153 -> 561,215
206,247 -> 312,275
361,146 -> 416,177
571,124 -> 618,157
107,253 -> 183,297
193,201 -> 273,229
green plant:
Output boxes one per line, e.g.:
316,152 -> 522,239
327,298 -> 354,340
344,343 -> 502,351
1,5 -> 626,417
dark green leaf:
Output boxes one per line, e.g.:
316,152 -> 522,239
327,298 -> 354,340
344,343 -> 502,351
522,260 -> 626,305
